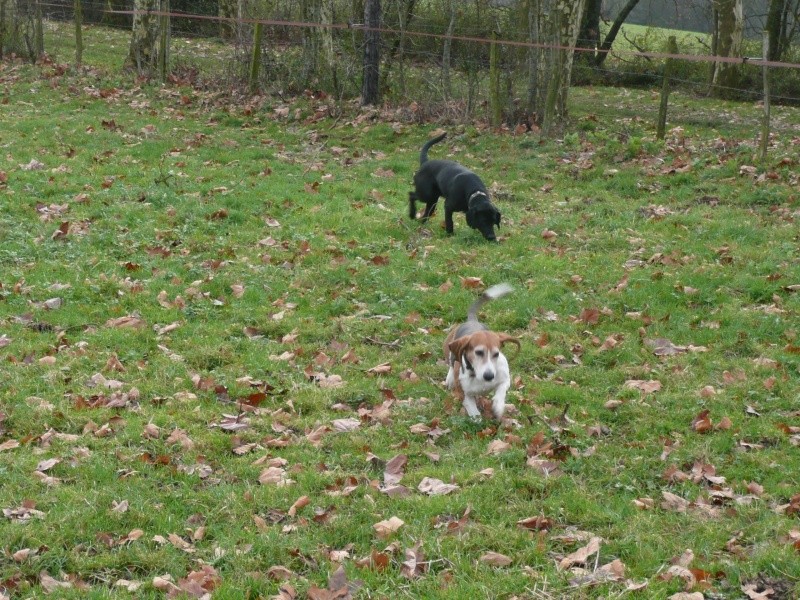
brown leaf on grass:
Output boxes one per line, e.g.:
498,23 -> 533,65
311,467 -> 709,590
111,500 -> 129,514
288,495 -> 310,517
35,458 -> 60,472
259,466 -> 294,487
558,536 -> 601,570
367,362 -> 392,375
569,559 -> 626,587
479,551 -> 513,567
460,276 -> 484,289
165,428 -> 194,450
517,515 -> 553,531
152,575 -> 181,595
741,584 -> 777,600
645,337 -> 687,356
418,477 -> 459,496
486,439 -> 511,455
267,566 -> 295,582
401,543 -> 427,579
526,457 -> 562,477
305,425 -> 331,447
3,501 -> 46,522
691,410 -> 713,434
0,439 -> 20,453
105,315 -> 145,329
167,533 -> 195,553
383,454 -> 407,486
661,491 -> 690,512
142,423 -> 162,439
578,308 -> 600,325
231,436 -> 258,456
331,418 -> 360,432
624,379 -> 662,394
39,571 -> 71,594
667,592 -> 704,600
307,565 -> 361,600
175,565 -> 220,598
373,516 -> 404,539
119,529 -> 144,544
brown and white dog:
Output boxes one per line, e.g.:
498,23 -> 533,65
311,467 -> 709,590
444,283 -> 519,419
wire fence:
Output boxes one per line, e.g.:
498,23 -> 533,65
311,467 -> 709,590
16,1 -> 800,147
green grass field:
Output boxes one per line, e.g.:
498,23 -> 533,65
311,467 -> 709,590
1,22 -> 799,600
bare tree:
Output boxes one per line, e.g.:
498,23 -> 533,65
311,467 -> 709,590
594,0 -> 641,67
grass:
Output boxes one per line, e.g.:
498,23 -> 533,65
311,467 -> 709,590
1,22 -> 800,600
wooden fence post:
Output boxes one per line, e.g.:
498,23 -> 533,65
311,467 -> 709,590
74,0 -> 83,67
759,30 -> 770,162
158,0 -> 170,82
249,20 -> 263,94
656,36 -> 678,140
489,30 -> 502,127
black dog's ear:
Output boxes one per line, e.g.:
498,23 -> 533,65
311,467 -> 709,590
494,210 -> 502,227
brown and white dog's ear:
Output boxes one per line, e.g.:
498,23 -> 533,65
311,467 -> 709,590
497,333 -> 520,356
448,336 -> 472,362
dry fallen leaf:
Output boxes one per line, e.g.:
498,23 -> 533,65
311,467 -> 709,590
479,551 -> 513,567
373,516 -> 404,539
558,536 -> 602,570
486,439 -> 511,455
417,477 -> 459,496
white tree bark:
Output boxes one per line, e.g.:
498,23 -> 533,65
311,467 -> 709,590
710,0 -> 743,97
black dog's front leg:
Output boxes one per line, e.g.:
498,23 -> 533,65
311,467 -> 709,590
408,192 -> 418,220
444,208 -> 455,234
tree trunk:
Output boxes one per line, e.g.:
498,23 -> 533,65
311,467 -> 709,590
157,0 -> 169,82
0,0 -> 9,59
319,0 -> 338,95
380,0 -> 414,97
441,0 -> 455,100
594,0 -> 640,67
766,0 -> 787,61
127,0 -> 161,76
33,0 -> 43,58
361,0 -> 380,106
710,0 -> 743,98
218,0 -> 237,40
302,0 -> 321,84
525,0 -> 540,119
527,0 -> 585,132
74,0 -> 82,66
2,0 -> 41,61
577,0 -> 601,51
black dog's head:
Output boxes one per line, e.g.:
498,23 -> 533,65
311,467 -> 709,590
466,195 -> 501,241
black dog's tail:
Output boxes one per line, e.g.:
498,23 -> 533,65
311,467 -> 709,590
419,132 -> 447,165
467,283 -> 513,322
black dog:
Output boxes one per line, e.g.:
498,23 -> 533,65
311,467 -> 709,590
408,133 -> 501,241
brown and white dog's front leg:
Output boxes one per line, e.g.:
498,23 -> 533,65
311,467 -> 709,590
490,379 -> 511,420
462,394 -> 481,419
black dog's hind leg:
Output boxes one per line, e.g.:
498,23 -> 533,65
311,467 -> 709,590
420,202 -> 437,222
